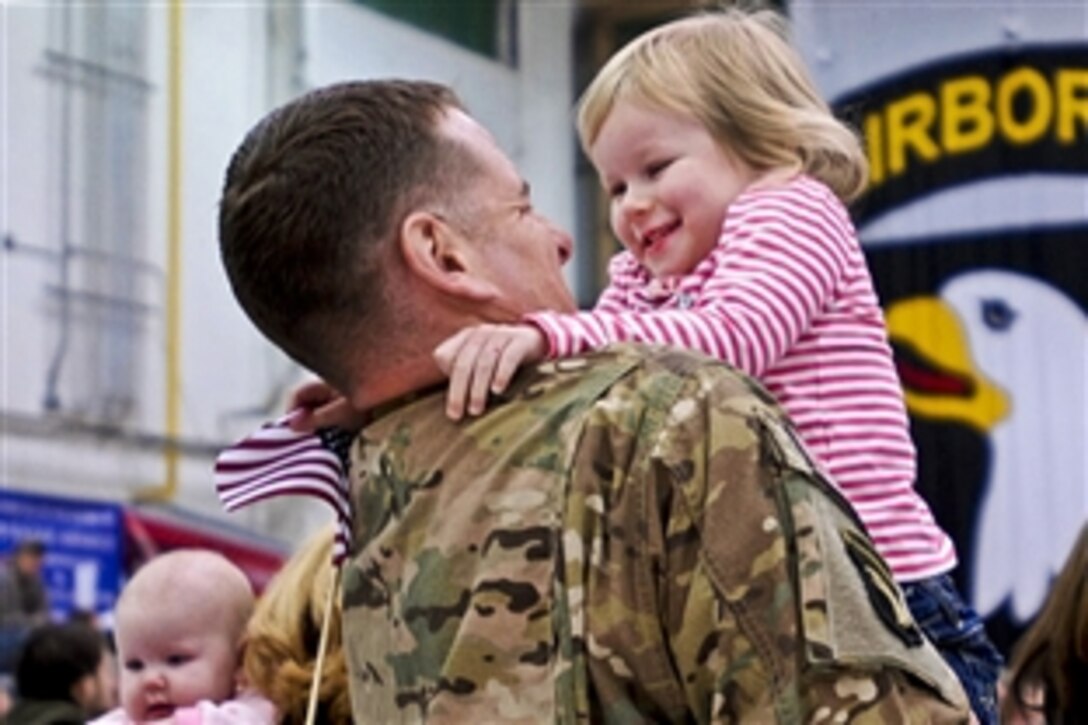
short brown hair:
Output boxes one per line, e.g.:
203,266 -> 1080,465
219,80 -> 471,387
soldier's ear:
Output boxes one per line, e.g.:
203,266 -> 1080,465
399,210 -> 499,302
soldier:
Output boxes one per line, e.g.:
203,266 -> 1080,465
218,79 -> 970,723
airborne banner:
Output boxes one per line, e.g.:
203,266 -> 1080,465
795,13 -> 1088,655
838,46 -> 1088,227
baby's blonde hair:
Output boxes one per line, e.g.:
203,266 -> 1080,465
577,6 -> 867,202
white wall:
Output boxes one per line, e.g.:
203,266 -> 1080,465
1,1 -> 578,548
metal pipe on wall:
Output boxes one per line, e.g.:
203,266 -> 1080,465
138,0 -> 183,502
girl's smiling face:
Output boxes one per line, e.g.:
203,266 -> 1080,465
589,99 -> 760,280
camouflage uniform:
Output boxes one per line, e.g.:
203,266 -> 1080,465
343,345 -> 970,723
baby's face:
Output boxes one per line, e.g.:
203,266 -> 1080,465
117,609 -> 238,722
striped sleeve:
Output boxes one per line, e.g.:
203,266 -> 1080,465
594,253 -> 641,314
527,180 -> 854,378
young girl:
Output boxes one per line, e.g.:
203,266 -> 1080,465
217,6 -> 1001,722
433,7 -> 1002,723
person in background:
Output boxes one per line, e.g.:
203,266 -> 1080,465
5,622 -> 108,725
244,526 -> 350,725
1000,523 -> 1088,724
217,77 -> 970,722
430,7 -> 1002,722
90,549 -> 274,725
0,540 -> 49,676
64,607 -> 118,718
67,609 -> 99,630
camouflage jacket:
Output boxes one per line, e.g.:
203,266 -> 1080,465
343,345 -> 970,723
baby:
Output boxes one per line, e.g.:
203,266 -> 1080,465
91,549 -> 275,724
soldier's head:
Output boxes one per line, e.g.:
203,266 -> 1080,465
219,79 -> 576,405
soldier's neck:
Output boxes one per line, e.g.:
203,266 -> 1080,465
348,356 -> 445,414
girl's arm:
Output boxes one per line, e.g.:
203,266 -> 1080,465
435,182 -> 858,419
527,183 -> 855,378
434,323 -> 546,419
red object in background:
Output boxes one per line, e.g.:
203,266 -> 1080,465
122,505 -> 286,594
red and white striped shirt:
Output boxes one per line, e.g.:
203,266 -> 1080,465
526,175 -> 955,582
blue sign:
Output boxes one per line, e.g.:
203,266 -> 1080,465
0,488 -> 123,621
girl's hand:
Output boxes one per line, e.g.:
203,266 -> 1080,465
287,380 -> 368,432
434,324 -> 546,420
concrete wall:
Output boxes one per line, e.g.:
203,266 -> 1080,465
1,1 -> 577,548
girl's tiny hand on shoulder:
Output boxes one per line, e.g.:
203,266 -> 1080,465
434,324 -> 546,420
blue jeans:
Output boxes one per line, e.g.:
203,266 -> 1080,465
902,574 -> 1003,724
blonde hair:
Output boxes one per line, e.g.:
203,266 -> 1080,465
1003,523 -> 1088,723
243,526 -> 350,725
577,6 -> 868,202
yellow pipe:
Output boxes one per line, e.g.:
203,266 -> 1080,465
137,0 -> 183,502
